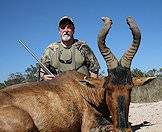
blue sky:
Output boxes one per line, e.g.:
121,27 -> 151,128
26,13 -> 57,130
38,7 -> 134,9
0,0 -> 162,82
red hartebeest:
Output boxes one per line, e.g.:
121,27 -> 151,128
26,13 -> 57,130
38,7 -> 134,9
0,17 -> 154,132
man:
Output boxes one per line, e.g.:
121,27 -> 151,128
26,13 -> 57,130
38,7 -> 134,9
40,16 -> 100,81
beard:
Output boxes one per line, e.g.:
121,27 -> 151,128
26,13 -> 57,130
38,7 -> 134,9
61,34 -> 71,41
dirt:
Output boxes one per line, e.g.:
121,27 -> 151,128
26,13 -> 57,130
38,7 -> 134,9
129,101 -> 162,132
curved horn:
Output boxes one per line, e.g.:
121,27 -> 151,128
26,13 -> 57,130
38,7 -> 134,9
120,16 -> 141,68
97,17 -> 118,70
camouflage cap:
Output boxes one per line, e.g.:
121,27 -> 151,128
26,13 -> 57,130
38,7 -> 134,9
58,16 -> 74,27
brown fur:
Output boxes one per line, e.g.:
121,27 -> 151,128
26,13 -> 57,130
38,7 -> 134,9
0,71 -> 108,132
0,70 -> 154,132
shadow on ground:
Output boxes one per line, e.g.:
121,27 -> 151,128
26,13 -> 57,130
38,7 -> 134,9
131,121 -> 155,132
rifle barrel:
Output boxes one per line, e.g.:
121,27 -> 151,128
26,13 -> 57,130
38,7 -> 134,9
18,40 -> 54,76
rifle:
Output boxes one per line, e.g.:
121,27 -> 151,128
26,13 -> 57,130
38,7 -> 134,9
18,40 -> 54,76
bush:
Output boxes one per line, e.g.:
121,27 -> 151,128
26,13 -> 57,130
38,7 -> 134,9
131,77 -> 162,103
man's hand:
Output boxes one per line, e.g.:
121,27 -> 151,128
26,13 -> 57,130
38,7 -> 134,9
90,71 -> 98,78
42,75 -> 55,81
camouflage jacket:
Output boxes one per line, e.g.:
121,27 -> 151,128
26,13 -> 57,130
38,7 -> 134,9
41,39 -> 100,76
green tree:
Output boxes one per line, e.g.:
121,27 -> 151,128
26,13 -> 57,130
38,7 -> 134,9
146,68 -> 157,77
4,72 -> 26,86
1,65 -> 38,88
158,67 -> 162,77
0,83 -> 6,89
160,68 -> 162,72
131,68 -> 144,77
25,65 -> 37,82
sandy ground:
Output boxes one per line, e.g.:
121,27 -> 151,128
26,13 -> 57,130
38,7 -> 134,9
129,101 -> 162,132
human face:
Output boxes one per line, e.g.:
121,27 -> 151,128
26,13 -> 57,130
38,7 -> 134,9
59,23 -> 74,42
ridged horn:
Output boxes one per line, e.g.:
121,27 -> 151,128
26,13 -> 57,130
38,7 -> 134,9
97,17 -> 118,70
120,16 -> 141,68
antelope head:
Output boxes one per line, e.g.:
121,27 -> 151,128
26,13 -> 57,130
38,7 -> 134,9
98,16 -> 141,132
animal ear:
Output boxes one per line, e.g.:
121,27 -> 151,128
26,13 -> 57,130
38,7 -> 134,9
132,77 -> 156,86
79,78 -> 95,88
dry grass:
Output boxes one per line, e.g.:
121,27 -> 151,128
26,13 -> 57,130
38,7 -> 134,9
131,77 -> 162,103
